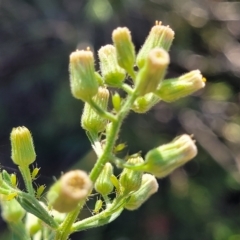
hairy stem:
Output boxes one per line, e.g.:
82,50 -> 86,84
55,91 -> 138,240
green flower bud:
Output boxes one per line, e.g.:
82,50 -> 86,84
112,27 -> 135,76
112,92 -> 121,112
47,170 -> 92,213
135,48 -> 169,96
98,45 -> 125,86
95,163 -> 114,195
136,21 -> 174,69
144,134 -> 197,178
0,198 -> 26,223
132,93 -> 160,113
81,87 -> 109,133
125,174 -> 158,211
69,49 -> 98,102
155,70 -> 206,102
10,126 -> 36,167
119,156 -> 144,195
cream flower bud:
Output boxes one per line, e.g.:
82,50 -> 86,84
98,45 -> 126,86
10,126 -> 36,166
47,170 -> 92,213
137,21 -> 174,69
112,27 -> 135,76
125,174 -> 158,211
69,49 -> 98,102
144,134 -> 197,178
81,87 -> 109,133
95,163 -> 114,195
135,48 -> 169,96
119,156 -> 144,195
155,70 -> 206,102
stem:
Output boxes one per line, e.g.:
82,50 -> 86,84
55,91 -> 138,240
18,166 -> 35,196
121,83 -> 134,95
54,201 -> 85,240
128,68 -> 136,81
88,98 -> 117,122
102,195 -> 111,207
71,196 -> 126,232
89,91 -> 138,182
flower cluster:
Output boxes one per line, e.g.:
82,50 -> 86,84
0,21 -> 205,240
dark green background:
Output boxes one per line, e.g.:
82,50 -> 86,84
1,0 -> 240,239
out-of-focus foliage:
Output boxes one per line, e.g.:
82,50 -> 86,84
1,0 -> 240,239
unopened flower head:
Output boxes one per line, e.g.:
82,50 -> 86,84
10,126 -> 36,166
125,174 -> 158,211
81,87 -> 109,133
144,134 -> 197,178
135,48 -> 169,96
112,27 -> 135,75
47,170 -> 92,213
69,49 -> 98,102
119,156 -> 144,195
136,21 -> 174,69
155,70 -> 206,102
95,162 -> 114,195
98,45 -> 125,86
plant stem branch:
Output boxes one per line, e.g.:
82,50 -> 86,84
88,98 -> 117,122
55,90 -> 138,240
18,166 -> 35,196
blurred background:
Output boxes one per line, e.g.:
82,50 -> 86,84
1,0 -> 240,239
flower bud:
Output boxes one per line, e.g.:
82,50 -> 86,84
112,27 -> 135,76
0,198 -> 26,223
125,174 -> 158,210
135,48 -> 169,96
112,92 -> 121,112
136,21 -> 174,69
81,87 -> 109,133
98,45 -> 125,86
155,70 -> 206,102
119,156 -> 144,195
144,134 -> 197,178
10,126 -> 36,166
132,93 -> 160,113
69,49 -> 98,102
95,163 -> 114,195
47,170 -> 92,213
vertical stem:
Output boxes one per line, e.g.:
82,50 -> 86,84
55,92 -> 138,240
18,166 -> 35,196
89,91 -> 138,182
